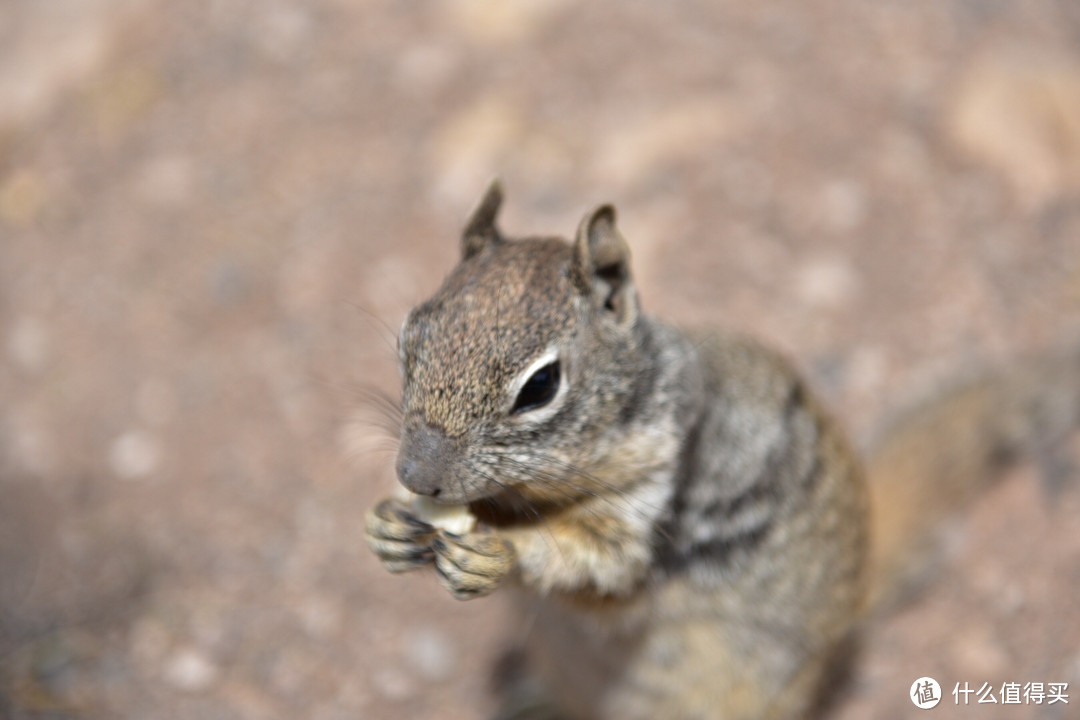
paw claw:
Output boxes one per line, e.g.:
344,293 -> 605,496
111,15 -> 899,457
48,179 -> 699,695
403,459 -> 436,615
364,497 -> 436,571
365,497 -> 515,599
431,530 -> 514,599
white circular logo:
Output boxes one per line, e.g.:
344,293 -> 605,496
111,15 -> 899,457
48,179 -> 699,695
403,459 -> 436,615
911,677 -> 942,709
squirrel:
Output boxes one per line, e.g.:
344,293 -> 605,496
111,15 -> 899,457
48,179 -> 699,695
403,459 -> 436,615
363,182 -> 1080,720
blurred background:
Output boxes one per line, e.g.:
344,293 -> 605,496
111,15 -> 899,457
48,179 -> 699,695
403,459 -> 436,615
2,1 -> 1080,718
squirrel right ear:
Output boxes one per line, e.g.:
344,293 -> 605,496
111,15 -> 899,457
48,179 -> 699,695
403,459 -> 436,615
573,204 -> 638,326
461,180 -> 504,260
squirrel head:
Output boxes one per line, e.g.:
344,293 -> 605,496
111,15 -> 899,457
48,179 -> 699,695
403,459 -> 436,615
395,182 -> 650,507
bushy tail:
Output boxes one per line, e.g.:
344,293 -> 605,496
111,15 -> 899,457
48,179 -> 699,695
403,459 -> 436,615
864,345 -> 1080,612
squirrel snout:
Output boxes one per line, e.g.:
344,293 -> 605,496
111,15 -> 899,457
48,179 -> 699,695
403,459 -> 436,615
396,423 -> 453,497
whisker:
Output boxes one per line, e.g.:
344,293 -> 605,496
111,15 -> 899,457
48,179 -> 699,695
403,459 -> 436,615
350,386 -> 404,439
477,455 -> 596,508
473,465 -> 569,567
358,388 -> 404,419
486,453 -> 675,544
526,453 -> 673,514
347,415 -> 401,437
473,467 -> 544,524
691,329 -> 722,352
344,300 -> 400,357
493,453 -> 643,509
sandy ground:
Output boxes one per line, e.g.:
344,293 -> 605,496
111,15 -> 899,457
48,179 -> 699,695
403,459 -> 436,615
1,1 -> 1080,718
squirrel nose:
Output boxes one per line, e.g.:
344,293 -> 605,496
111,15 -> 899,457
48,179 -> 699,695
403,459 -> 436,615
396,423 -> 452,497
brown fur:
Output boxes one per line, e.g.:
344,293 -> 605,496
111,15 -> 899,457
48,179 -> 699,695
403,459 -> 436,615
365,183 -> 1079,719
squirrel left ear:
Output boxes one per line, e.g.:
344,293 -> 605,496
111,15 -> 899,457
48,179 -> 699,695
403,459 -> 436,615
573,204 -> 638,325
461,180 -> 504,259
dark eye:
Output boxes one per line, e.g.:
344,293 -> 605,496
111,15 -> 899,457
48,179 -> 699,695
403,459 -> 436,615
511,361 -> 561,414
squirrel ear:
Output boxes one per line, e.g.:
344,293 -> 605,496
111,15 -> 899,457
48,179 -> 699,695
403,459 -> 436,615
573,204 -> 637,325
461,180 -> 504,259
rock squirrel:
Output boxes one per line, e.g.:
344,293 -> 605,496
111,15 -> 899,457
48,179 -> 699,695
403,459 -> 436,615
364,182 -> 1080,720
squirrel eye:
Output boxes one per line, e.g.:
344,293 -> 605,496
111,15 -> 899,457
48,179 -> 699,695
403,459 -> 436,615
511,361 -> 561,414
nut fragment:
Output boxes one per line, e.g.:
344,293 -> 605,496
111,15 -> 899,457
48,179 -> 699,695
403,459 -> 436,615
408,493 -> 476,535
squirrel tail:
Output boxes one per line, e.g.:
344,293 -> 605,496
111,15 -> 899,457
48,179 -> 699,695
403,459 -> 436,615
863,344 -> 1080,613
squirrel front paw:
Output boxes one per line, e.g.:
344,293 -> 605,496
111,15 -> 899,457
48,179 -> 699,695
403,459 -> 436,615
432,530 -> 514,600
364,497 -> 436,573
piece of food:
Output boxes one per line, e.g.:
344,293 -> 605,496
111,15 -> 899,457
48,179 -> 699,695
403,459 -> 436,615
403,491 -> 477,535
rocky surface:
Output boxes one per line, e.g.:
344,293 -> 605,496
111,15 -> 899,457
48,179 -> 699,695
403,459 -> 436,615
1,1 -> 1079,718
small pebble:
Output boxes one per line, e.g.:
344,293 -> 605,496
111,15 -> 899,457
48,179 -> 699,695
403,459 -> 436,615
404,626 -> 455,681
164,648 -> 218,692
108,430 -> 161,480
7,317 -> 49,371
371,666 -> 414,700
794,258 -> 858,309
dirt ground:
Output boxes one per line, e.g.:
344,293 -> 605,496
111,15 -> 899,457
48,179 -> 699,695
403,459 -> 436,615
2,1 -> 1080,718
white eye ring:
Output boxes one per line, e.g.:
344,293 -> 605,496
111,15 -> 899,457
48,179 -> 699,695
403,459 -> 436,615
506,346 -> 567,420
